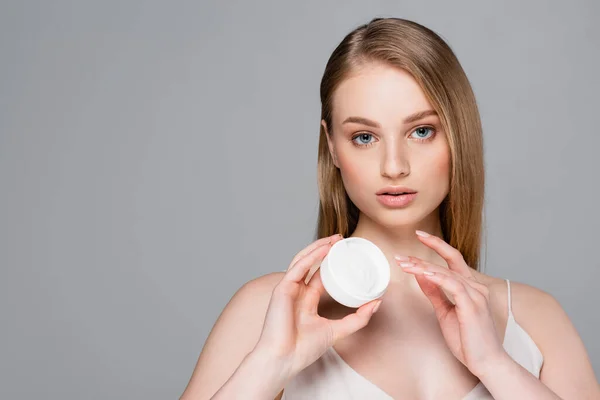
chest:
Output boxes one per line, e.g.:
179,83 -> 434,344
331,329 -> 483,399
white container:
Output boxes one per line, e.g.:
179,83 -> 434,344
320,237 -> 390,308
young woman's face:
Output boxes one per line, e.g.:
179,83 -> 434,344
323,63 -> 451,228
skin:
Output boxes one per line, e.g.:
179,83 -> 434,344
322,61 -> 452,287
314,62 -> 598,398
180,62 -> 599,400
317,62 -> 496,398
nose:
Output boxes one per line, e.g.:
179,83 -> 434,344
381,141 -> 410,179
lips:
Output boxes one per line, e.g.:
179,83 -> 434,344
376,192 -> 417,207
376,186 -> 417,195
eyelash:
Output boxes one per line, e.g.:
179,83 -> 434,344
351,126 -> 437,148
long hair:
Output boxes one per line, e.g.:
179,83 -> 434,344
315,17 -> 486,271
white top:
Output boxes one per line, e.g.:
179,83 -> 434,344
282,279 -> 543,399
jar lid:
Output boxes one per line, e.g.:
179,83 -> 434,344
320,237 -> 390,308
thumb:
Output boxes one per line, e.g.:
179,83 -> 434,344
328,299 -> 381,343
415,274 -> 453,318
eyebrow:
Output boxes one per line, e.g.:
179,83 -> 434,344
341,110 -> 438,128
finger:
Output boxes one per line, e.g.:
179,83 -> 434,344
397,258 -> 455,279
306,268 -> 326,294
285,241 -> 332,283
422,271 -> 491,310
302,261 -> 322,285
413,273 -> 454,317
419,271 -> 478,312
328,299 -> 381,342
399,259 -> 488,295
287,234 -> 343,271
302,269 -> 326,313
414,231 -> 473,277
287,236 -> 332,272
403,264 -> 481,303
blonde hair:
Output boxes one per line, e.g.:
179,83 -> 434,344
315,17 -> 486,271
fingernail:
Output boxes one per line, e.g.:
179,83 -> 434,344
399,262 -> 415,268
415,230 -> 430,237
372,300 -> 382,314
423,271 -> 435,276
394,255 -> 410,261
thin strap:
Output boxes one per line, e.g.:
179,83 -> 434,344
505,279 -> 514,318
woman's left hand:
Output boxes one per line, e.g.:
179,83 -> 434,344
395,230 -> 507,377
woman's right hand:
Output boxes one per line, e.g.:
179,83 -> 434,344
252,233 -> 382,383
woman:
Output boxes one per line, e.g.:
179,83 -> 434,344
181,17 -> 599,399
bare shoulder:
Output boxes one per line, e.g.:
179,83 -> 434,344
207,271 -> 285,348
501,279 -> 566,346
238,271 -> 286,302
475,272 -> 569,343
470,271 -> 560,322
476,272 -> 599,397
206,272 -> 286,347
180,272 -> 285,400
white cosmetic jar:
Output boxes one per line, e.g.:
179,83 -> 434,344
320,237 -> 391,308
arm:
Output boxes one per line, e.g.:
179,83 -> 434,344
210,349 -> 288,400
180,234 -> 377,400
179,272 -> 285,400
480,284 -> 600,399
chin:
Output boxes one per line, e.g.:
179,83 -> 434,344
365,205 -> 423,226
376,213 -> 423,229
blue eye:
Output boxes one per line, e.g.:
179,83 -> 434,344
352,133 -> 375,147
351,127 -> 436,148
411,126 -> 435,141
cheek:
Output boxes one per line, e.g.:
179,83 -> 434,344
336,151 -> 376,197
434,149 -> 451,176
338,153 -> 364,184
428,146 -> 451,190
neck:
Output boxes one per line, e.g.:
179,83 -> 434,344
349,209 -> 448,285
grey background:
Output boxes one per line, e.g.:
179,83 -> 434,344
0,1 -> 598,399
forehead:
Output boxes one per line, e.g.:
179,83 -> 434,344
332,63 -> 434,124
